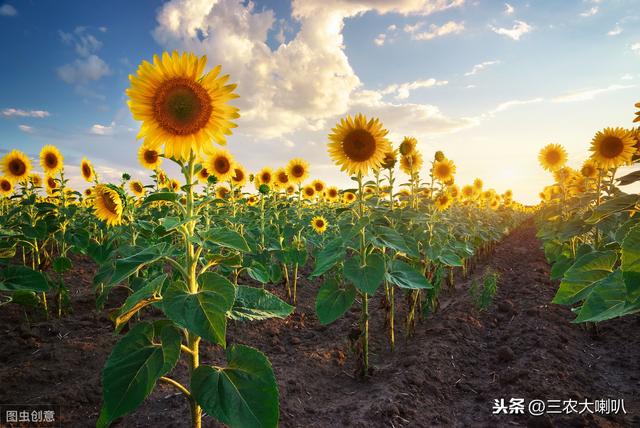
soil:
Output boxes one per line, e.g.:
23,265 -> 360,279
1,220 -> 638,428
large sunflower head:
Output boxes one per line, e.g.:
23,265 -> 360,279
302,185 -> 316,199
434,192 -> 453,211
138,145 -> 163,170
231,165 -> 247,187
2,150 -> 32,183
93,184 -> 125,226
40,145 -> 64,175
80,158 -> 95,182
129,180 -> 146,197
589,127 -> 636,170
538,143 -> 567,172
274,168 -> 289,188
310,216 -> 328,234
399,137 -> 417,156
400,152 -> 423,176
206,148 -> 235,182
432,158 -> 456,183
127,51 -> 240,162
286,158 -> 309,185
326,186 -> 339,202
328,114 -> 391,176
311,179 -> 325,193
0,176 -> 13,197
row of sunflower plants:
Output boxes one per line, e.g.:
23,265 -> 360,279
535,101 -> 640,324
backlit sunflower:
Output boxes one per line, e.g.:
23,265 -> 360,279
434,192 -> 453,211
286,158 -> 309,185
129,180 -> 146,197
311,179 -> 325,193
589,127 -> 636,170
138,145 -> 162,170
343,191 -> 356,204
2,150 -> 31,183
328,114 -> 391,176
80,158 -> 95,182
400,152 -> 423,176
580,160 -> 598,179
93,184 -> 124,226
302,185 -> 316,199
538,144 -> 567,172
40,145 -> 64,175
230,165 -> 247,187
206,148 -> 235,182
432,159 -> 456,183
399,137 -> 417,156
127,51 -> 240,161
255,167 -> 273,188
274,168 -> 290,188
326,186 -> 339,202
0,177 -> 13,197
310,216 -> 328,234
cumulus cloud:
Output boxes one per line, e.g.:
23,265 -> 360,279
374,33 -> 386,46
632,42 -> 640,54
579,6 -> 598,17
57,27 -> 110,95
57,54 -> 110,85
464,60 -> 500,76
1,108 -> 50,118
152,0 -> 465,140
90,121 -> 116,135
608,25 -> 622,36
405,20 -> 465,41
18,125 -> 34,133
381,78 -> 448,99
59,27 -> 103,57
490,20 -> 532,40
0,3 -> 17,16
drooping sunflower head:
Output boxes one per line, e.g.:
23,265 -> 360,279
311,179 -> 325,193
206,148 -> 235,182
302,185 -> 316,199
231,165 -> 247,187
93,184 -> 125,227
30,174 -> 42,187
434,150 -> 445,162
0,176 -> 13,197
326,186 -> 339,202
538,144 -> 567,172
80,158 -> 95,182
255,167 -> 273,188
138,145 -> 163,170
156,170 -> 168,186
380,150 -> 397,169
343,191 -> 356,204
328,114 -> 391,176
286,158 -> 310,184
127,51 -> 240,161
434,192 -> 453,211
634,101 -> 640,123
2,150 -> 31,183
40,145 -> 64,175
400,152 -> 424,176
580,159 -> 598,179
129,180 -> 146,197
274,168 -> 290,188
310,216 -> 328,234
399,137 -> 417,156
589,127 -> 636,170
432,158 -> 456,183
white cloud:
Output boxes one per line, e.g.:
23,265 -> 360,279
1,108 -> 50,118
374,33 -> 386,46
632,42 -> 640,54
607,25 -> 622,36
406,20 -> 465,41
487,98 -> 543,116
621,74 -> 634,81
18,125 -> 34,133
90,121 -> 116,135
551,84 -> 634,103
464,60 -> 500,76
382,78 -> 448,99
491,20 -> 532,41
579,6 -> 598,17
152,0 -> 465,140
0,3 -> 17,16
504,3 -> 514,15
387,24 -> 397,31
59,27 -> 103,57
57,54 -> 110,85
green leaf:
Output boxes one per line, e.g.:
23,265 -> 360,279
616,170 -> 640,186
246,261 -> 270,284
552,251 -> 617,305
585,194 -> 639,224
10,290 -> 40,307
375,226 -> 419,258
0,265 -> 48,292
205,228 -> 251,252
163,272 -> 235,347
550,255 -> 574,280
142,192 -> 179,205
621,223 -> 640,301
114,274 -> 166,332
191,345 -> 279,428
97,321 -> 181,428
386,260 -> 432,290
438,250 -> 463,267
229,286 -> 294,321
343,253 -> 385,294
107,244 -> 168,287
315,278 -> 356,325
53,256 -> 72,274
311,238 -> 344,277
574,269 -> 633,323
159,216 -> 199,232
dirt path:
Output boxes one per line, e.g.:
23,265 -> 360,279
1,221 -> 638,427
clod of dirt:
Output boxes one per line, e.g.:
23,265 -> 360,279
497,345 -> 515,362
498,299 -> 515,313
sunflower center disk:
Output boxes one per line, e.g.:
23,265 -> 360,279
600,136 -> 624,158
144,150 -> 158,164
546,151 -> 561,164
292,166 -> 304,177
214,157 -> 230,174
1,181 -> 10,191
343,129 -> 376,162
45,153 -> 58,169
82,165 -> 92,178
9,160 -> 26,176
153,78 -> 213,136
103,193 -> 119,215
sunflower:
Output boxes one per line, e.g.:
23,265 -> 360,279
634,102 -> 640,123
129,180 -> 146,197
589,127 -> 636,170
40,145 -> 64,175
255,167 -> 273,188
231,165 -> 247,187
400,152 -> 423,176
432,159 -> 456,183
0,176 -> 13,196
380,150 -> 397,169
422,187 -> 432,199
138,145 -> 163,170
30,174 -> 42,187
80,158 -> 95,182
448,184 -> 459,199
504,189 -> 513,199
461,184 -> 476,199
84,187 -> 94,198
2,150 -> 31,183
206,148 -> 235,182
169,179 -> 181,192
246,195 -> 259,206
489,198 -> 500,210
434,150 -> 445,162
286,158 -> 309,185
580,159 -> 598,179
274,168 -> 290,188
197,166 -> 211,184
215,184 -> 230,199
285,185 -> 296,195
343,191 -> 356,204
473,178 -> 483,190
538,144 -> 567,172
45,175 -> 58,192
399,137 -> 417,156
311,179 -> 325,193
310,216 -> 328,234
302,185 -> 316,199
434,192 -> 453,211
127,51 -> 240,161
326,186 -> 339,202
157,170 -> 168,187
93,185 -> 124,226
328,114 -> 391,176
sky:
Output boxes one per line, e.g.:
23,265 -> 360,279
0,0 -> 639,204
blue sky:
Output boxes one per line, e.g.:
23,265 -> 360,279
1,0 -> 639,203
